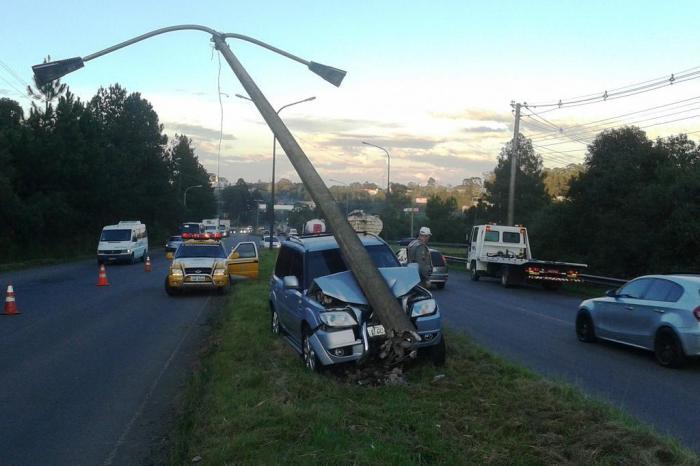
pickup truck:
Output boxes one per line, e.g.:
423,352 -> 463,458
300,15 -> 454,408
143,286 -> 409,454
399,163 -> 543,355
466,224 -> 587,289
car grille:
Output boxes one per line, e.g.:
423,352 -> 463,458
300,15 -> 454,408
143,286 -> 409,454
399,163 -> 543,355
185,267 -> 212,275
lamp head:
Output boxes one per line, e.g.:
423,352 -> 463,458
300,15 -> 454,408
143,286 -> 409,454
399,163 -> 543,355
308,61 -> 346,87
32,57 -> 84,87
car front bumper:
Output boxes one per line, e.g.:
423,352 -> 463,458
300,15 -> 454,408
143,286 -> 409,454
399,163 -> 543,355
310,310 -> 443,366
167,274 -> 229,289
98,252 -> 132,263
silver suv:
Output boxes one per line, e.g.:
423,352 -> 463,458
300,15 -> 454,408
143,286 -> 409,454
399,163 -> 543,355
269,234 -> 445,371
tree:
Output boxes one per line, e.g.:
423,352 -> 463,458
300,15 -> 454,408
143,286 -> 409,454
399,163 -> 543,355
167,134 -> 216,221
484,133 -> 550,226
222,178 -> 253,224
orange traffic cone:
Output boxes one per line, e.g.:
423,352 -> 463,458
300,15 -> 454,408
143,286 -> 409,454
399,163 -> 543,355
2,284 -> 21,316
144,256 -> 152,272
97,264 -> 110,286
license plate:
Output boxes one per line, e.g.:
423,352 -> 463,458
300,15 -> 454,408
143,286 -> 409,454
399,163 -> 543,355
188,275 -> 207,282
367,324 -> 386,338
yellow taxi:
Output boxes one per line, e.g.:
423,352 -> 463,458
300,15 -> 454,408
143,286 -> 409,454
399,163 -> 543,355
164,234 -> 259,296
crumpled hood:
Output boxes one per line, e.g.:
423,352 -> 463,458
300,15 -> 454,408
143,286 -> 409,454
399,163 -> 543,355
312,266 -> 420,305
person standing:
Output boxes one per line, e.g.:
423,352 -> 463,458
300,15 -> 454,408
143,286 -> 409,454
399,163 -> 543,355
407,226 -> 433,287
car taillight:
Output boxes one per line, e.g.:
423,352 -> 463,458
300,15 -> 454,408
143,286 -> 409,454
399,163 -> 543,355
693,307 -> 700,322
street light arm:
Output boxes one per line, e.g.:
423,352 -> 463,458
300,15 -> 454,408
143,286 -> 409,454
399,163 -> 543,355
277,96 -> 316,114
33,25 -> 346,88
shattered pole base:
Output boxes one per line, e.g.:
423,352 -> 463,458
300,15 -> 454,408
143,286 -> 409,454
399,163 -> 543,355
338,331 -> 422,386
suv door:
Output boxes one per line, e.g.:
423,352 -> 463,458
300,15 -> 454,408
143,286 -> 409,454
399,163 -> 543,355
228,241 -> 259,279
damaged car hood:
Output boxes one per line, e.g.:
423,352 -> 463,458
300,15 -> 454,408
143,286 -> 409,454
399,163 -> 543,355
312,266 -> 420,305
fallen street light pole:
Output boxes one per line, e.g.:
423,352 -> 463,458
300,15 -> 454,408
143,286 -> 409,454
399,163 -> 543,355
33,25 -> 419,359
212,34 -> 420,353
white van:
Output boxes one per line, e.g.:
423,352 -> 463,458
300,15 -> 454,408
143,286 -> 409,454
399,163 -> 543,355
97,221 -> 149,264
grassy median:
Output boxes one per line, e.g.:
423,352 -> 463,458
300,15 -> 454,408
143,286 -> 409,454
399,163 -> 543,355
171,251 -> 698,465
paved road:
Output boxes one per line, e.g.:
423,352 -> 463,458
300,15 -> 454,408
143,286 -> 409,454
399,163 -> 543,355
0,236 -> 244,465
435,270 -> 700,452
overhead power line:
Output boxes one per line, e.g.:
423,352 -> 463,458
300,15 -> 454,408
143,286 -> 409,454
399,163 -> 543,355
524,64 -> 700,111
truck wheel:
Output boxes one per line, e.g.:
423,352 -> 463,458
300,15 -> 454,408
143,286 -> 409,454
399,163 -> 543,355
501,268 -> 511,288
470,261 -> 480,281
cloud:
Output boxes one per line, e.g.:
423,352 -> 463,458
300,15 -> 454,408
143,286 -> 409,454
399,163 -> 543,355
164,122 -> 235,141
462,126 -> 508,133
432,109 -> 512,124
281,117 -> 402,133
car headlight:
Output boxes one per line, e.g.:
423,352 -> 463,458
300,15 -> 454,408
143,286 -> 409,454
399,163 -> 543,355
170,268 -> 184,277
319,311 -> 357,327
213,267 -> 226,276
411,299 -> 437,317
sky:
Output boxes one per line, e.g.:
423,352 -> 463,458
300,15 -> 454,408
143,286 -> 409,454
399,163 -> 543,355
2,1 -> 700,188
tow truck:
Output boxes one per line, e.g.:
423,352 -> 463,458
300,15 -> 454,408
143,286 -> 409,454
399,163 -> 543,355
466,224 -> 587,289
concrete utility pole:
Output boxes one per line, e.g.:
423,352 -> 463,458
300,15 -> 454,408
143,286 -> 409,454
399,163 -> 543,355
507,101 -> 521,226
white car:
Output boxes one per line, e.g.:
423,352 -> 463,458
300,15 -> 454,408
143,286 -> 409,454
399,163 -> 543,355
261,236 -> 281,248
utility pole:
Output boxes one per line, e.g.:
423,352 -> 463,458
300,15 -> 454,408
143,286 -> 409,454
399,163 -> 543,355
507,102 -> 521,226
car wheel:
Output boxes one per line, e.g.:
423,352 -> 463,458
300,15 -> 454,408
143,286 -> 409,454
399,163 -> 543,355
654,328 -> 686,368
575,311 -> 596,342
436,282 -> 445,289
470,261 -> 479,281
217,278 -> 231,295
426,335 -> 446,366
164,276 -> 178,296
130,252 -> 136,265
302,326 -> 320,372
271,307 -> 280,335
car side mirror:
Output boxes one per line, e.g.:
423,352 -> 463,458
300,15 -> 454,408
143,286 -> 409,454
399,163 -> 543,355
283,276 -> 299,290
605,289 -> 617,298
132,236 -> 137,242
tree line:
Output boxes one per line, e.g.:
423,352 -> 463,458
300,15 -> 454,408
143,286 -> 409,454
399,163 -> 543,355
0,79 -> 215,263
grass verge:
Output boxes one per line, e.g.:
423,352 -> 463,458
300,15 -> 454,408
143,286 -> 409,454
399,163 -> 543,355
171,251 -> 698,465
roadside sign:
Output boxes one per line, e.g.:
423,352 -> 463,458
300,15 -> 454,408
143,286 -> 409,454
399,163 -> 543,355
415,197 -> 427,204
403,207 -> 419,212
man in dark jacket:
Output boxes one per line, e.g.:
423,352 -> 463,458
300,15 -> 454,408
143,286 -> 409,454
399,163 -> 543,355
407,226 -> 432,287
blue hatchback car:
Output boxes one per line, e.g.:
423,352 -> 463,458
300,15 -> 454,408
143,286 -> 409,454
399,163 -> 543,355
269,233 -> 445,371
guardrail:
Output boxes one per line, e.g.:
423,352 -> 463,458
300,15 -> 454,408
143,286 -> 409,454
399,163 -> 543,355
442,255 -> 627,287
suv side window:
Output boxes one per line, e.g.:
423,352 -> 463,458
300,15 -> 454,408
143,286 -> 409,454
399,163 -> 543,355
275,246 -> 293,278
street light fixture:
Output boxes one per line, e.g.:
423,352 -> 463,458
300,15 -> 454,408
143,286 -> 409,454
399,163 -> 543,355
236,93 -> 315,248
361,141 -> 391,195
33,24 -> 419,355
183,184 -> 203,209
329,178 -> 350,215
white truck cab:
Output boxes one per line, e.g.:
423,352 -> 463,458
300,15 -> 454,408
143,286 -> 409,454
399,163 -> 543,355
467,224 -> 585,289
97,221 -> 149,264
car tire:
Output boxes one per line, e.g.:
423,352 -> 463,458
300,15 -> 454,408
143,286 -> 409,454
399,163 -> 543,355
654,328 -> 686,368
426,335 -> 446,366
436,282 -> 445,289
130,252 -> 136,265
575,311 -> 596,342
164,276 -> 178,296
217,278 -> 231,295
302,326 -> 320,372
271,306 -> 281,335
470,261 -> 479,281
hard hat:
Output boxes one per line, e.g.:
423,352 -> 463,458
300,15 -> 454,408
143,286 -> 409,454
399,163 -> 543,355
419,227 -> 432,236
